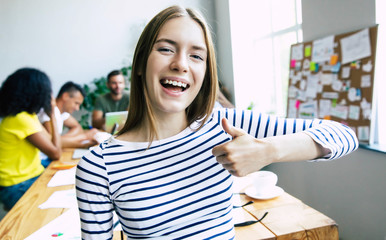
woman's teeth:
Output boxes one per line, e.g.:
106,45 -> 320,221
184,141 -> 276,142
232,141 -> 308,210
163,79 -> 187,89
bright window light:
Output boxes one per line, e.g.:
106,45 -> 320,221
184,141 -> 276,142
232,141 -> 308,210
230,0 -> 302,116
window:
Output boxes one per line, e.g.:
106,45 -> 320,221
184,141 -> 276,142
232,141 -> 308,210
229,0 -> 302,116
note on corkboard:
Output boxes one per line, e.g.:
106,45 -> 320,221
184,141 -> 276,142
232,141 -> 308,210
286,25 -> 378,144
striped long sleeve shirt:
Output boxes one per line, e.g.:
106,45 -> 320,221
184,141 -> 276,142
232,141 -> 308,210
75,108 -> 358,239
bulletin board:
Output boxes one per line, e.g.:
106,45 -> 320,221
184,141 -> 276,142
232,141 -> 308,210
286,25 -> 378,144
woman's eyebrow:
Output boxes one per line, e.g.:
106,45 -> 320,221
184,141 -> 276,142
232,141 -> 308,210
155,38 -> 207,52
155,38 -> 176,46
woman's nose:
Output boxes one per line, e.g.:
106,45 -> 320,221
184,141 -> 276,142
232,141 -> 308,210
170,53 -> 188,73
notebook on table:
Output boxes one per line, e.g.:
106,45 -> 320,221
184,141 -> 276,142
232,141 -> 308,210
105,111 -> 128,134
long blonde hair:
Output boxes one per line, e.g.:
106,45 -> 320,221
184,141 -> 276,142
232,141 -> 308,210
118,5 -> 218,142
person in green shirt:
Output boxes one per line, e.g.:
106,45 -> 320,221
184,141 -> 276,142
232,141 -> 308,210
91,70 -> 130,130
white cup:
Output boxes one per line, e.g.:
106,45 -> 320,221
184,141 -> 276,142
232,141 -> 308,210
249,171 -> 278,194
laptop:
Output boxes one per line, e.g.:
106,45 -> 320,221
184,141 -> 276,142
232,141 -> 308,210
105,111 -> 128,134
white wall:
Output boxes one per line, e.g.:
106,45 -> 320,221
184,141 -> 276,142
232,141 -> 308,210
302,0 -> 376,41
213,0 -> 235,103
267,1 -> 386,240
0,0 -> 215,95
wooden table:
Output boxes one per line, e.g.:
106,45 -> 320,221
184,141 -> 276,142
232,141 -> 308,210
0,148 -> 338,240
234,192 -> 338,239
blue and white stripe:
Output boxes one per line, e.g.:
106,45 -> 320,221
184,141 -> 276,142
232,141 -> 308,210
76,108 -> 357,239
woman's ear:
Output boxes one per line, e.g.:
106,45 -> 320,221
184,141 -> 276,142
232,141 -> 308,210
137,71 -> 142,76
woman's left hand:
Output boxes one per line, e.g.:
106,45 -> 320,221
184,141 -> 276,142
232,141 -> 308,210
212,118 -> 276,177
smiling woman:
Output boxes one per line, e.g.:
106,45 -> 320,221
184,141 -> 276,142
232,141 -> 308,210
75,5 -> 358,240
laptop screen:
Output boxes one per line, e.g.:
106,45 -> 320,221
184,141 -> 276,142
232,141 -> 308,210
105,111 -> 128,134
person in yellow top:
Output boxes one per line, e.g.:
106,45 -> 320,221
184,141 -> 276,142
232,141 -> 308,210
0,68 -> 62,211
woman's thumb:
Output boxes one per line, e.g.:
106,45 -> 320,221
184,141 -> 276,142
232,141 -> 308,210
221,118 -> 245,138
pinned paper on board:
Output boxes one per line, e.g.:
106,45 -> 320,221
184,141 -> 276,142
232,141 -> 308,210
310,62 -> 319,72
288,85 -> 298,98
332,99 -> 337,108
288,99 -> 297,118
362,60 -> 373,72
358,126 -> 370,141
295,61 -> 302,70
331,62 -> 341,73
360,98 -> 372,120
291,44 -> 304,60
348,105 -> 360,120
361,75 -> 372,88
330,54 -> 338,65
350,60 -> 361,69
312,35 -> 334,63
330,105 -> 349,120
304,45 -> 312,57
331,80 -> 343,92
290,59 -> 296,68
295,100 -> 301,109
321,92 -> 339,99
342,80 -> 351,91
296,90 -> 307,102
340,28 -> 371,64
341,66 -> 351,79
305,74 -> 318,98
303,59 -> 310,70
320,73 -> 333,85
348,88 -> 362,102
319,99 -> 331,118
298,101 -> 317,119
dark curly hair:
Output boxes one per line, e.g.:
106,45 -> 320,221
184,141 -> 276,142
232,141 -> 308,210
0,68 -> 53,117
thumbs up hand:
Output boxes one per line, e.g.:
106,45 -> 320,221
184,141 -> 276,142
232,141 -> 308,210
212,118 -> 275,177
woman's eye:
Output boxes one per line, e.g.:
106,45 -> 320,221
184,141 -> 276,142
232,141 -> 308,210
191,54 -> 204,61
158,47 -> 173,53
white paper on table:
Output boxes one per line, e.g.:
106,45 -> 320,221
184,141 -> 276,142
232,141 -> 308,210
47,167 -> 76,187
72,148 -> 89,159
39,189 -> 77,209
340,28 -> 371,64
24,208 -> 81,240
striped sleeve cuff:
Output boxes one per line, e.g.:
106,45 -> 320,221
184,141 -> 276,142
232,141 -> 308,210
303,120 -> 358,161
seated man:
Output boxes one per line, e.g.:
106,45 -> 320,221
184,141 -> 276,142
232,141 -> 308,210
92,70 -> 130,130
38,81 -> 98,150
